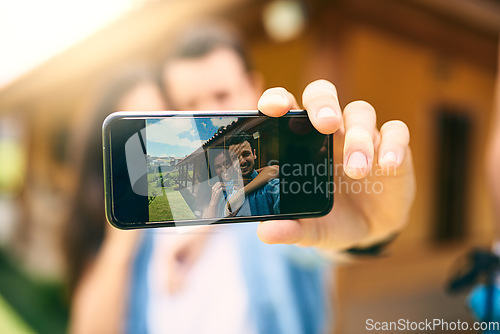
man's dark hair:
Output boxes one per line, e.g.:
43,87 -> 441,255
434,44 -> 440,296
164,21 -> 253,72
227,132 -> 254,151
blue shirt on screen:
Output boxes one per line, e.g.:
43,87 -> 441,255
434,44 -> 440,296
220,169 -> 279,217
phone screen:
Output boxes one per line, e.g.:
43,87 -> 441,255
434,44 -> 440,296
104,111 -> 333,228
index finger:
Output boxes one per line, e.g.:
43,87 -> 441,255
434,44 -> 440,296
302,80 -> 343,134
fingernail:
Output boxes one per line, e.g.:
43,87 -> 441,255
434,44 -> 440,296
317,107 -> 336,119
347,151 -> 368,169
381,151 -> 397,165
267,94 -> 287,106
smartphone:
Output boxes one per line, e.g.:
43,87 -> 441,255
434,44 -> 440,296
102,110 -> 333,229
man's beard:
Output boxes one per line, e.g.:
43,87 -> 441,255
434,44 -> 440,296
240,163 -> 254,177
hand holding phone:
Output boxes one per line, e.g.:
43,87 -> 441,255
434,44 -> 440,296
255,80 -> 414,251
102,110 -> 334,229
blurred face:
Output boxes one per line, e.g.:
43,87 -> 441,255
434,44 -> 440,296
229,141 -> 256,178
162,47 -> 260,111
213,151 -> 236,182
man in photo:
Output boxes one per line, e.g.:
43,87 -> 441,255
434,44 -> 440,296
226,132 -> 279,216
204,136 -> 279,218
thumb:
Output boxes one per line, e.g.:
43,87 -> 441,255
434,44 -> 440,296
256,220 -> 303,245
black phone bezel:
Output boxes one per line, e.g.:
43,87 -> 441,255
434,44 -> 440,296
103,110 -> 334,229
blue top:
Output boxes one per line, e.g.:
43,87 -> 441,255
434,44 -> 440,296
246,169 -> 280,215
126,171 -> 329,334
216,170 -> 280,217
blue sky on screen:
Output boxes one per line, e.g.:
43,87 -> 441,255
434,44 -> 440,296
145,117 -> 238,157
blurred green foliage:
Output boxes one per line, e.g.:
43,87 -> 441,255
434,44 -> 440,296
0,250 -> 68,334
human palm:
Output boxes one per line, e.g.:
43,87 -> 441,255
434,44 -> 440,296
256,79 -> 416,251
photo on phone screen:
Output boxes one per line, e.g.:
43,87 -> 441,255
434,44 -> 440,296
145,116 -> 281,222
103,111 -> 333,228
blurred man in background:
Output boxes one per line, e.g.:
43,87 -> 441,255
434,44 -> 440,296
131,22 -> 414,334
69,22 -> 415,334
